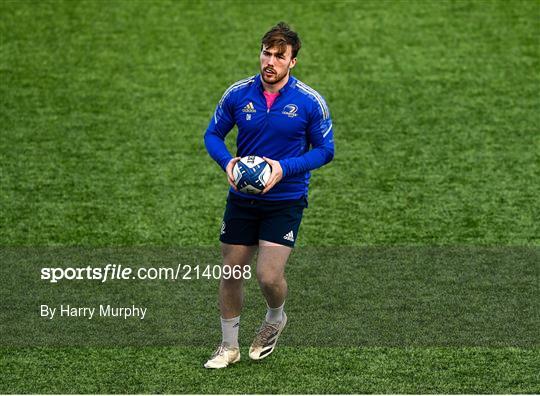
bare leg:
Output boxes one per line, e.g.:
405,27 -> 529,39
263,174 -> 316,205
220,243 -> 257,318
256,240 -> 292,308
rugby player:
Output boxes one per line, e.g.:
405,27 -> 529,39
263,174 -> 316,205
203,22 -> 334,368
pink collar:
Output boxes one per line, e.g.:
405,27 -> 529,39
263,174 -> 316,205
263,91 -> 280,109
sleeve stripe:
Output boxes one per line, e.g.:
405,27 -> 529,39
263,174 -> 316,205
322,123 -> 333,138
218,76 -> 255,108
298,84 -> 327,119
296,81 -> 329,119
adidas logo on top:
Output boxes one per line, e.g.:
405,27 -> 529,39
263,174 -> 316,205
242,102 -> 256,113
283,231 -> 295,242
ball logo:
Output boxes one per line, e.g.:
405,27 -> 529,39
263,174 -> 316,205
282,104 -> 298,117
233,156 -> 271,194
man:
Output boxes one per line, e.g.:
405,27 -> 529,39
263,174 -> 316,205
203,22 -> 334,368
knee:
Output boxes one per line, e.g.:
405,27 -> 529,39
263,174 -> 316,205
257,272 -> 284,290
221,275 -> 242,287
221,264 -> 247,286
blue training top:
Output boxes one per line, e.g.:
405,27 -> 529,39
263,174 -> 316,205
204,74 -> 334,201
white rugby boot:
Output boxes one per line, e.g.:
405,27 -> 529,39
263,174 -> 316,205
249,312 -> 287,360
204,343 -> 240,369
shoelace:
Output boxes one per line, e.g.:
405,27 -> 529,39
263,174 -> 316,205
211,344 -> 228,358
253,322 -> 279,347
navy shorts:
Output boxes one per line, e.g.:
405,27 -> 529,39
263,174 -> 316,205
219,193 -> 307,247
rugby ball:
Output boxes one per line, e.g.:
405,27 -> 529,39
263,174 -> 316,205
233,156 -> 272,194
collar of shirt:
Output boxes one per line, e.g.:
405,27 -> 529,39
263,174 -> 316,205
254,74 -> 297,95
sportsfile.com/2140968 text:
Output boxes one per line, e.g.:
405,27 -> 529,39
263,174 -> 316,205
40,264 -> 252,283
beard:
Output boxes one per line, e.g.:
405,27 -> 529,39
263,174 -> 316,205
260,65 -> 290,85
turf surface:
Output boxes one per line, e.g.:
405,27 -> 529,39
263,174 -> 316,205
1,0 -> 539,393
1,247 -> 538,348
2,347 -> 539,394
2,0 -> 538,246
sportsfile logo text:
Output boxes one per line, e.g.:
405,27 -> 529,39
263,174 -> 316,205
41,264 -> 252,283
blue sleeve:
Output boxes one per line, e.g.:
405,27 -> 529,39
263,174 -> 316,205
204,90 -> 236,171
279,100 -> 335,177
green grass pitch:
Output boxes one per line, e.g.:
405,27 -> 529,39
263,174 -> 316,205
1,0 -> 539,393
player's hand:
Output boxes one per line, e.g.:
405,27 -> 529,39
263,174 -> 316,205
262,157 -> 283,194
226,157 -> 241,191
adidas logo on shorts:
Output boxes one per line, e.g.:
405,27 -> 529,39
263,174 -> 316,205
283,230 -> 294,242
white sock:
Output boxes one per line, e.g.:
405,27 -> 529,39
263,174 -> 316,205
221,316 -> 240,347
265,302 -> 285,324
